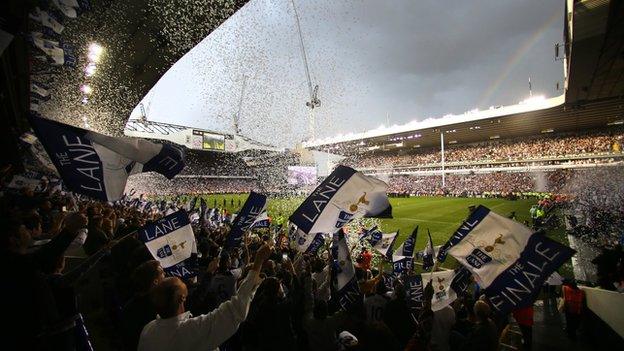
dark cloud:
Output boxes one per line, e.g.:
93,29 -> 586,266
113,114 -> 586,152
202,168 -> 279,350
139,0 -> 564,146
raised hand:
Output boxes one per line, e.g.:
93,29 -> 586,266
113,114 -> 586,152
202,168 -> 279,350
252,244 -> 272,272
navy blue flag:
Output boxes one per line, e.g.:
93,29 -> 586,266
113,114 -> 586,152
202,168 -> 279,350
422,229 -> 435,271
138,210 -> 198,279
382,271 -> 398,291
360,225 -> 382,242
365,228 -> 383,246
250,210 -> 270,229
393,226 -> 419,273
331,229 -> 362,311
403,274 -> 424,319
29,115 -> 185,201
451,266 -> 472,296
225,192 -> 267,249
369,230 -> 398,260
439,205 -> 575,315
291,228 -> 326,255
290,165 -> 392,235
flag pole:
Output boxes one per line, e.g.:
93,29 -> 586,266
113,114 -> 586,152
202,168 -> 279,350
427,228 -> 437,280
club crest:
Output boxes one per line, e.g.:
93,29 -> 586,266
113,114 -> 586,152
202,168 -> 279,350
156,241 -> 186,259
349,192 -> 369,212
465,234 -> 506,268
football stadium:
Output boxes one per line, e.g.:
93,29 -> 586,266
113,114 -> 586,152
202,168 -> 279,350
1,0 -> 623,350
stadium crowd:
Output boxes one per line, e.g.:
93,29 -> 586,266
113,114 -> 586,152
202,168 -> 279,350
0,172 -> 513,351
385,170 -> 572,197
4,158 -> 623,351
346,130 -> 623,169
126,175 -> 258,196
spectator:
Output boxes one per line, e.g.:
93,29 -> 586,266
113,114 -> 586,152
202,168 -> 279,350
137,244 -> 271,351
121,260 -> 165,350
512,305 -> 534,350
430,305 -> 456,351
561,279 -> 585,339
464,300 -> 498,351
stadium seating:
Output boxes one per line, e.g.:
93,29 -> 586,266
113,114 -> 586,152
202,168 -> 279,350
344,130 -> 624,171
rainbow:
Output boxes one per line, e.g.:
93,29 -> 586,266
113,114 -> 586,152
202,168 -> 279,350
477,9 -> 561,107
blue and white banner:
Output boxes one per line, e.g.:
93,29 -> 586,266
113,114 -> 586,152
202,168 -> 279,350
138,210 -> 197,279
290,226 -> 326,255
403,274 -> 424,318
29,115 -> 185,201
331,230 -> 362,311
29,32 -> 76,67
30,7 -> 64,34
440,205 -> 574,314
421,267 -> 471,311
250,210 -> 270,229
422,229 -> 435,271
289,165 -> 392,235
359,225 -> 380,242
225,192 -> 267,249
369,231 -> 398,259
382,271 -> 398,291
393,226 -> 418,273
450,266 -> 472,296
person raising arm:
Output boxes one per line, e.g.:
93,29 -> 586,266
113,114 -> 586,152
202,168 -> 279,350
138,244 -> 272,351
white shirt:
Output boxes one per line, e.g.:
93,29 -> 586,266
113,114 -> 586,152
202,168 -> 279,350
430,306 -> 456,351
364,294 -> 389,323
138,270 -> 261,351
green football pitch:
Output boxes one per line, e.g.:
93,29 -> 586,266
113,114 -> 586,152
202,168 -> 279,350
196,194 -> 544,247
189,194 -> 572,275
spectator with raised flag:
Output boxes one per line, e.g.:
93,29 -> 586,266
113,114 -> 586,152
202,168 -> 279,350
422,229 -> 435,271
368,229 -> 399,260
437,205 -> 575,316
225,192 -> 266,250
393,226 -> 418,273
138,244 -> 272,351
357,246 -> 373,270
289,165 -> 392,236
332,229 -> 362,312
29,115 -> 185,201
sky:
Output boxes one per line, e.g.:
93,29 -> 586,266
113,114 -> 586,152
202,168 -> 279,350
130,0 -> 565,148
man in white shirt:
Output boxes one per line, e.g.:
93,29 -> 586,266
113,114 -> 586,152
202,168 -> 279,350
138,244 -> 271,351
364,281 -> 390,323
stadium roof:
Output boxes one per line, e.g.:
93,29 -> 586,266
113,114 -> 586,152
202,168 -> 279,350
304,0 -> 624,152
564,0 -> 624,103
305,96 -> 623,153
1,0 -> 249,135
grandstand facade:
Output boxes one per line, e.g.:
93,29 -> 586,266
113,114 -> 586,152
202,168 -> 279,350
299,0 -> 624,197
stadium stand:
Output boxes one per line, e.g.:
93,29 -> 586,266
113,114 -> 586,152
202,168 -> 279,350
344,129 -> 623,171
1,1 -> 623,350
